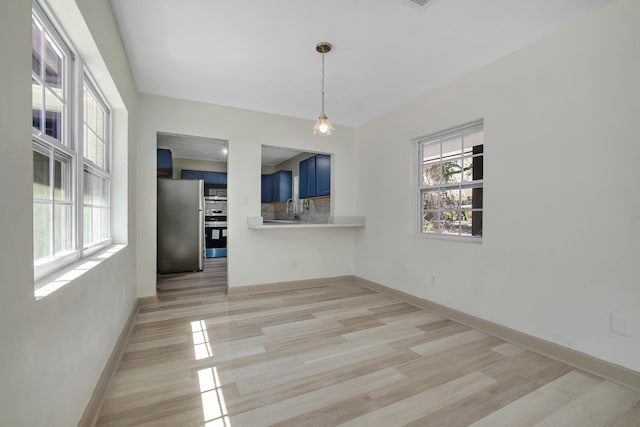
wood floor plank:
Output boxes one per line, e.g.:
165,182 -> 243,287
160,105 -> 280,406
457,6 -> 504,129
230,368 -> 406,426
95,259 -> 640,427
468,370 -> 602,427
532,380 -> 640,427
338,371 -> 498,426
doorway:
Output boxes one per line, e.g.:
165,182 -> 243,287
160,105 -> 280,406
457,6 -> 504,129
156,132 -> 229,295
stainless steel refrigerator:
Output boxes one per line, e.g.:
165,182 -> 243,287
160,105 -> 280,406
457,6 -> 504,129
157,178 -> 204,273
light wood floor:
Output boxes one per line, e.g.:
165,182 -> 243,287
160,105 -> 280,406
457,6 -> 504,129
96,260 -> 640,426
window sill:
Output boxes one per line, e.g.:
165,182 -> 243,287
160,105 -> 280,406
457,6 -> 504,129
34,244 -> 126,300
414,233 -> 483,244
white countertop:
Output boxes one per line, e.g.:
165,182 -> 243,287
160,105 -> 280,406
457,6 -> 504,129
247,216 -> 365,229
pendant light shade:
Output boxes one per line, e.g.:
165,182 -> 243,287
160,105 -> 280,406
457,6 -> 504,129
313,42 -> 334,136
313,113 -> 334,136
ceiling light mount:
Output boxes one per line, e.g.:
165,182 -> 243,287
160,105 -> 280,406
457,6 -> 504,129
316,42 -> 332,54
313,42 -> 334,136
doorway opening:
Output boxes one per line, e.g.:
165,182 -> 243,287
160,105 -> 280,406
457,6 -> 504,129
156,132 -> 228,296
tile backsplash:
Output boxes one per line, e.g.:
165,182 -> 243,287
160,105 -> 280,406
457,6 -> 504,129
261,197 -> 330,223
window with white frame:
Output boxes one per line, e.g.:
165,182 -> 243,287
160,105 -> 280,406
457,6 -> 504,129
32,3 -> 111,276
82,81 -> 111,247
418,121 -> 483,239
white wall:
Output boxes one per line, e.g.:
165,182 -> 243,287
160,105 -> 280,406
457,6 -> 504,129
137,94 -> 357,296
354,0 -> 640,372
0,0 -> 139,425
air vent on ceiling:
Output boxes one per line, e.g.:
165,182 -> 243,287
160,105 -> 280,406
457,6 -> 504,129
408,0 -> 433,6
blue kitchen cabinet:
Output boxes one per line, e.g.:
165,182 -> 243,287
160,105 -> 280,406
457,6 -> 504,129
206,172 -> 227,184
315,154 -> 330,196
181,169 -> 203,180
218,172 -> 227,185
261,174 -> 272,202
183,170 -> 227,184
271,170 -> 292,202
157,149 -> 173,178
299,156 -> 316,199
299,154 -> 330,198
261,170 -> 292,202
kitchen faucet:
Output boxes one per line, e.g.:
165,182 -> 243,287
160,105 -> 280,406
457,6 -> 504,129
286,198 -> 301,221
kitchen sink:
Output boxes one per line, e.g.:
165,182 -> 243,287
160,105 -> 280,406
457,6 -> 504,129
263,219 -> 300,224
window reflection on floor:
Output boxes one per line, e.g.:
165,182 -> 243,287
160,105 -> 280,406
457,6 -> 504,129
192,320 -> 231,426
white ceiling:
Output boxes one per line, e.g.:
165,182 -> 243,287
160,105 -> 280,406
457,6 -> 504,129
111,0 -> 614,127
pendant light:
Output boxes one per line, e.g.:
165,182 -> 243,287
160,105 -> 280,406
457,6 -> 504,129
313,42 -> 334,136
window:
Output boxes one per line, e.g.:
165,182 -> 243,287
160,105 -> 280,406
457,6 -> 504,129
83,81 -> 111,247
418,121 -> 483,239
32,3 -> 111,278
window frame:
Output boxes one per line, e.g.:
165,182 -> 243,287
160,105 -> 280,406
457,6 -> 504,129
32,1 -> 112,281
82,74 -> 112,253
416,120 -> 484,242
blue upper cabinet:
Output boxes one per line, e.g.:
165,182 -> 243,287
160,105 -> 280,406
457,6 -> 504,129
261,174 -> 272,203
261,170 -> 292,202
157,149 -> 173,178
315,154 -> 330,196
299,156 -> 316,199
272,170 -> 292,202
299,154 -> 330,199
181,169 -> 203,180
182,169 -> 227,185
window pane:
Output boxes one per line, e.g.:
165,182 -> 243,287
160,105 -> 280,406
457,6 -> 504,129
95,141 -> 104,170
462,156 -> 474,182
92,207 -> 101,243
463,129 -> 484,150
54,151 -> 71,202
45,88 -> 63,141
96,106 -> 105,139
442,159 -> 463,183
439,189 -> 460,210
83,206 -> 91,246
422,190 -> 438,210
34,202 -> 51,260
86,91 -> 97,131
422,161 -> 441,186
32,19 -> 42,76
83,169 -> 92,204
33,148 -> 50,199
86,130 -> 96,164
100,176 -> 109,207
422,141 -> 440,162
441,135 -> 462,158
32,78 -> 42,131
460,188 -> 473,210
423,211 -> 438,233
54,204 -> 72,254
101,207 -> 110,239
44,35 -> 63,90
440,211 -> 460,235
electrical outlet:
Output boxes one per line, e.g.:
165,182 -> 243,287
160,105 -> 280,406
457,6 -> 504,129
611,313 -> 630,337
430,275 -> 436,287
291,259 -> 298,269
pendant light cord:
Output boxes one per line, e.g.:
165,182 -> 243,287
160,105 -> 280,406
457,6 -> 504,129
321,52 -> 325,114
